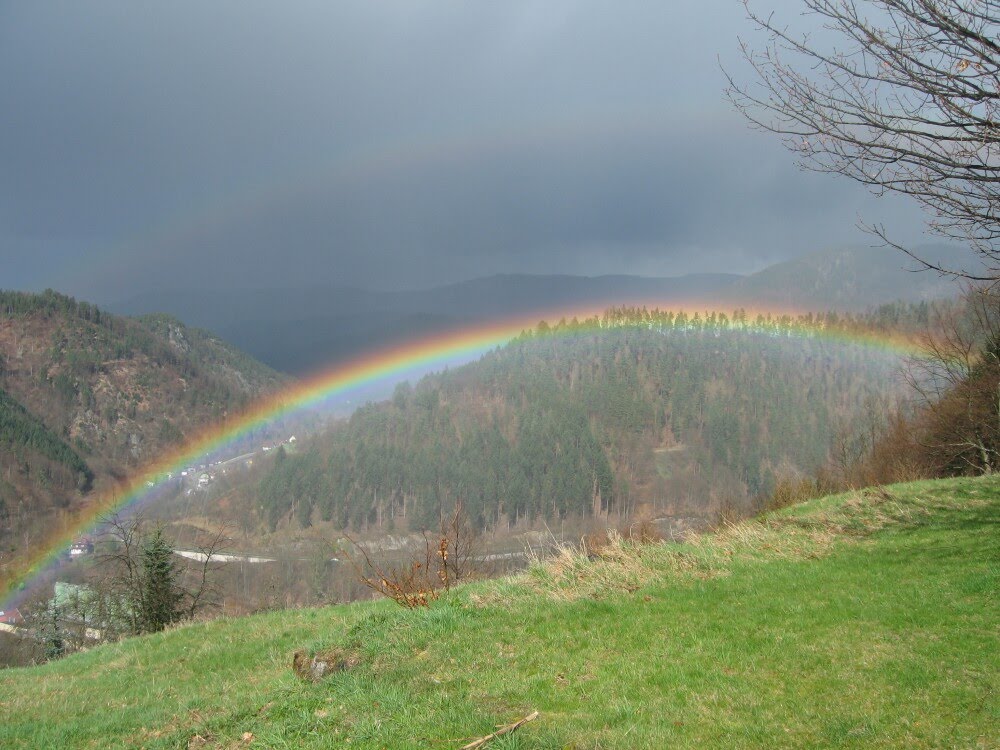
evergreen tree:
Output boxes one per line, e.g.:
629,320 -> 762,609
138,527 -> 183,633
41,604 -> 65,660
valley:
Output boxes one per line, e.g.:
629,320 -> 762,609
4,2 -> 998,745
2,289 -> 934,621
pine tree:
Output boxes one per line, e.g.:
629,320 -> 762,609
138,527 -> 183,633
42,603 -> 65,660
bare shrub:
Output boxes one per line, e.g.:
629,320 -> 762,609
344,505 -> 481,609
580,527 -> 611,559
843,287 -> 1000,481
715,494 -> 751,527
848,412 -> 928,487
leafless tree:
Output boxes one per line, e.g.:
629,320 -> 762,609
176,528 -> 229,620
726,1 -> 999,278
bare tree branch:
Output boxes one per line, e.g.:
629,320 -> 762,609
726,0 -> 999,277
180,525 -> 229,619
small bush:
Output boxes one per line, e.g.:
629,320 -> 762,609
766,476 -> 822,511
345,506 -> 480,609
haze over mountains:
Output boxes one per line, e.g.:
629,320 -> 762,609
114,245 -> 967,374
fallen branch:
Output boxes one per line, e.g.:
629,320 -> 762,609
460,711 -> 539,749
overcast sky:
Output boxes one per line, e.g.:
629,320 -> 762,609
1,1 -> 930,302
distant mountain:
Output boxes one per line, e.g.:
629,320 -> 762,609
0,290 -> 283,570
395,273 -> 743,317
723,244 -> 970,312
221,311 -> 460,376
110,245 -> 972,374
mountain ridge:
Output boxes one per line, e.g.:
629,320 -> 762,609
109,244 -> 969,374
724,244 -> 973,311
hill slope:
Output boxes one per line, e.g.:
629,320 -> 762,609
240,307 -> 916,536
0,290 -> 284,567
1,476 -> 996,748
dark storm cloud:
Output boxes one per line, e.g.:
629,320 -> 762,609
0,1 -> 927,299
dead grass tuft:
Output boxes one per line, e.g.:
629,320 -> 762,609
522,487 -> 933,601
528,531 -> 660,601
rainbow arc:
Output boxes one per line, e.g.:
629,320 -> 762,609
0,303 -> 922,609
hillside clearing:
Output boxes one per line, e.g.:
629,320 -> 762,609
1,476 -> 997,748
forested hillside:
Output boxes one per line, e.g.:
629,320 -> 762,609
246,305 -> 931,533
0,290 -> 283,565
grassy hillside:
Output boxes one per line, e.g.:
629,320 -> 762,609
1,476 -> 996,748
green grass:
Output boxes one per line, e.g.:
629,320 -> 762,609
1,477 -> 997,748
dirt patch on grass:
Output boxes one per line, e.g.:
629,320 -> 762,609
292,647 -> 361,682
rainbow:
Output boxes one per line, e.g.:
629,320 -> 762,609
0,303 -> 924,610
